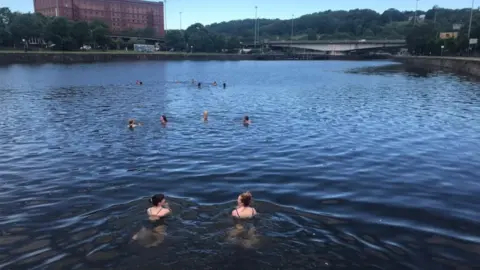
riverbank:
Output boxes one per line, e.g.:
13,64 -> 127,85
394,56 -> 480,77
0,50 -> 390,64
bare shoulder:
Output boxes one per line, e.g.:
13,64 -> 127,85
231,209 -> 237,216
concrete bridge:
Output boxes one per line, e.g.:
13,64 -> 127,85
265,40 -> 406,52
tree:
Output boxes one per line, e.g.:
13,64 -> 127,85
71,21 -> 90,47
226,36 -> 240,51
165,30 -> 185,50
0,7 -> 13,26
307,28 -> 317,40
406,22 -> 438,54
9,13 -> 45,44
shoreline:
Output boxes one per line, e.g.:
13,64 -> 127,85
0,51 -> 390,64
393,56 -> 480,77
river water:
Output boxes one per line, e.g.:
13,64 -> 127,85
0,60 -> 479,269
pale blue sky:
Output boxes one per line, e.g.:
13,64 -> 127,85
2,0 -> 474,29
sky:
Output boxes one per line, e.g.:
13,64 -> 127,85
2,0 -> 475,29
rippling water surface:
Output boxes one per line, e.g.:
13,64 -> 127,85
1,60 -> 480,269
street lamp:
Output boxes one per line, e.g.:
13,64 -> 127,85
467,0 -> 475,50
254,6 -> 258,49
290,14 -> 294,53
179,11 -> 182,30
414,0 -> 420,25
433,5 -> 439,24
164,0 -> 168,34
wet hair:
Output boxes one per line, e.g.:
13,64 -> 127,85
149,194 -> 165,206
161,115 -> 168,122
244,116 -> 249,121
129,119 -> 134,125
239,191 -> 252,206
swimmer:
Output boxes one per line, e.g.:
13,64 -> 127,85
213,81 -> 217,86
147,194 -> 171,221
232,191 -> 257,219
223,82 -> 226,89
160,115 -> 168,125
203,111 -> 208,122
128,119 -> 142,128
243,115 -> 251,125
197,82 -> 202,89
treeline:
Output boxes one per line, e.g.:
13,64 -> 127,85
206,8 -> 471,41
0,7 -> 156,50
205,7 -> 480,55
2,6 -> 480,55
166,23 -> 240,52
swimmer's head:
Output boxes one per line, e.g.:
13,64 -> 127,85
129,119 -> 134,125
149,194 -> 166,206
203,111 -> 208,120
161,115 -> 168,122
238,191 -> 252,207
244,116 -> 249,121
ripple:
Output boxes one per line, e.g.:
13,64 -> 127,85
0,60 -> 479,269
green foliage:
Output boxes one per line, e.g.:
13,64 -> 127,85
307,28 -> 317,40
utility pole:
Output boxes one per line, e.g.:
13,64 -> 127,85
290,14 -> 294,54
468,0 -> 475,52
254,6 -> 258,49
433,5 -> 438,24
414,0 -> 419,25
164,0 -> 167,34
180,11 -> 182,30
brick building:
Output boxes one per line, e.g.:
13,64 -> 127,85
33,0 -> 164,37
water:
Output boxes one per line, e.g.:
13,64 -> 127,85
0,60 -> 480,269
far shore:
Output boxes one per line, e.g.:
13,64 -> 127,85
0,50 -> 392,64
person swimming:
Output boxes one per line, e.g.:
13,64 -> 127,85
136,80 -> 143,85
197,82 -> 202,89
147,194 -> 171,221
160,115 -> 168,125
232,191 -> 257,219
128,119 -> 141,128
243,115 -> 251,125
223,82 -> 226,89
213,81 -> 217,86
131,194 -> 171,246
203,111 -> 208,122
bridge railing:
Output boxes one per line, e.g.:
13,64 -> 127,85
266,40 -> 405,45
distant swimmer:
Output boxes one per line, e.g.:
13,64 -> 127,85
213,81 -> 217,86
223,82 -> 226,89
136,80 -> 143,85
232,191 -> 257,219
203,111 -> 208,122
197,82 -> 202,89
243,115 -> 251,125
160,115 -> 168,125
128,119 -> 142,128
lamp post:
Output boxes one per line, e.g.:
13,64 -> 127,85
467,0 -> 475,53
290,14 -> 294,53
180,11 -> 182,30
164,0 -> 167,34
414,0 -> 420,25
254,6 -> 258,49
